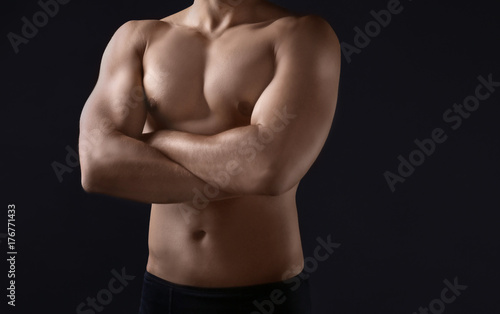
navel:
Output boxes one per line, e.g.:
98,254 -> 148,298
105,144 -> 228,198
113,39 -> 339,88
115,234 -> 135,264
192,230 -> 207,240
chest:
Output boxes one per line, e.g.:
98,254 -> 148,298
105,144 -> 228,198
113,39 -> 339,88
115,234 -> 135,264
142,26 -> 275,134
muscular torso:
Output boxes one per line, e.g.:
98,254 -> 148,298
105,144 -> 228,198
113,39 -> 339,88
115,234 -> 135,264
143,12 -> 304,287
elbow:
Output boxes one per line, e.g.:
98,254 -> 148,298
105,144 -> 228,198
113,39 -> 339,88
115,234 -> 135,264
81,169 -> 100,194
79,131 -> 125,194
248,161 -> 296,196
79,149 -> 107,194
80,161 -> 101,194
81,178 -> 96,194
260,172 -> 294,196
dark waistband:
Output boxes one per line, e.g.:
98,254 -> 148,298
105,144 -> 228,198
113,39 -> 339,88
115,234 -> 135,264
143,270 -> 307,295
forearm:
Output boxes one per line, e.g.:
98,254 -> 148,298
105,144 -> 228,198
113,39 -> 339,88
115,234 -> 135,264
80,132 -> 235,204
144,126 -> 277,195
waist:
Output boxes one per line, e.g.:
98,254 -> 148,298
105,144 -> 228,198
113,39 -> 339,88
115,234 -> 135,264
147,197 -> 304,287
143,270 -> 307,294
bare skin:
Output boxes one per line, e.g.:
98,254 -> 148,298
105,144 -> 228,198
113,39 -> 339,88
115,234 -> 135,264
79,0 -> 340,288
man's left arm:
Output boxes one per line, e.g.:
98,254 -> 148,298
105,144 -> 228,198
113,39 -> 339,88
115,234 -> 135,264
145,16 -> 341,196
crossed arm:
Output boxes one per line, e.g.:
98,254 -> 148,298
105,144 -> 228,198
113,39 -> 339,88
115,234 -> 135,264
79,17 -> 340,204
79,20 -> 220,204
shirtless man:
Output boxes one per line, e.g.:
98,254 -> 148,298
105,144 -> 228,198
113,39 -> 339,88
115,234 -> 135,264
79,0 -> 340,313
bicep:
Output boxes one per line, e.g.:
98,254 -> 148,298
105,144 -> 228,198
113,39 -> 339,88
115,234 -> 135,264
250,16 -> 341,186
79,21 -> 148,143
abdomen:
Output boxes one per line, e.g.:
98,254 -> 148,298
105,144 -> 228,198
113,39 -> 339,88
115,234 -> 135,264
147,186 -> 304,288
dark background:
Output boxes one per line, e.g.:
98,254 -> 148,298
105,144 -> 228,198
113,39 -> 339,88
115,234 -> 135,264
2,0 -> 499,313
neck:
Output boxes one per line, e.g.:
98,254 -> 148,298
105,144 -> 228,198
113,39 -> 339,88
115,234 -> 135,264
188,0 -> 262,35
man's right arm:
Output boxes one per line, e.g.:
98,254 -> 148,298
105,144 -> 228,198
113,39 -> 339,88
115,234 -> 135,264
79,21 -> 231,204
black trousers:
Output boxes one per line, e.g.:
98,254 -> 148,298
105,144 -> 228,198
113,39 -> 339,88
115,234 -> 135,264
138,271 -> 312,314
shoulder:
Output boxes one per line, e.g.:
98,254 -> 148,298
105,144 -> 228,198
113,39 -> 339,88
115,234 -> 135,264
107,19 -> 172,54
273,15 -> 339,51
113,19 -> 172,40
274,15 -> 334,34
270,15 -> 340,64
